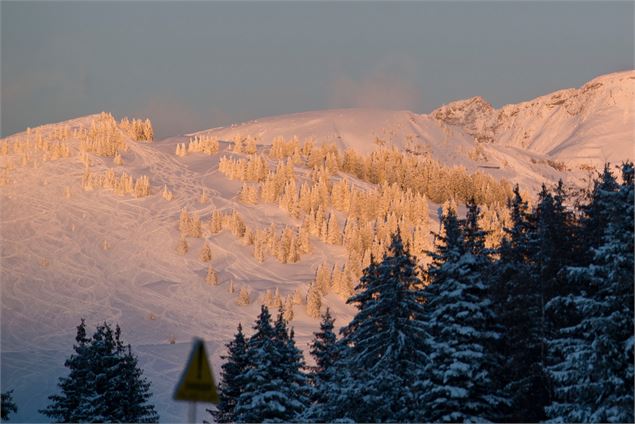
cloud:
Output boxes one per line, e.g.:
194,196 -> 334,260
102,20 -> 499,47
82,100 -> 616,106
326,63 -> 423,111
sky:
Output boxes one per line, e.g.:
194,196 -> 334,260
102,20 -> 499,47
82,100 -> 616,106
1,1 -> 633,138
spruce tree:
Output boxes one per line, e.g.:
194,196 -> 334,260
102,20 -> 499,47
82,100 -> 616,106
578,164 -> 621,264
332,232 -> 429,422
1,390 -> 17,421
106,342 -> 159,423
307,308 -> 338,391
523,183 -> 578,409
41,320 -> 158,423
546,163 -> 634,422
234,305 -> 307,423
273,308 -> 309,416
210,323 -> 249,423
492,186 -> 549,422
303,308 -> 342,422
40,319 -> 93,422
417,207 -> 507,422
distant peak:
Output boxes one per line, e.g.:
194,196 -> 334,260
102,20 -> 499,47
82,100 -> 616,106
431,96 -> 494,127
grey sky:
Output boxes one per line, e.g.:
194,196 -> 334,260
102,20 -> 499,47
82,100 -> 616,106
2,1 -> 633,138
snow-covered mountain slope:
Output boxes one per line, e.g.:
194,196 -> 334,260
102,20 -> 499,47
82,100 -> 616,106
1,71 -> 633,422
0,121 -> 355,422
431,70 -> 635,166
195,70 -> 634,189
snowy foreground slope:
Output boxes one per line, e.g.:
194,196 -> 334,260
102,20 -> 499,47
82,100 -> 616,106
1,70 -> 633,422
0,130 -> 356,422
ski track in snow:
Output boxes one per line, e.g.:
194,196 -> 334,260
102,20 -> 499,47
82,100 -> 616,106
1,135 -> 353,422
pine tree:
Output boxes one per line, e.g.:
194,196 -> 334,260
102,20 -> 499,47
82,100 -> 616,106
272,309 -> 309,415
199,241 -> 212,262
272,287 -> 283,311
1,390 -> 17,421
178,208 -> 190,235
237,287 -> 250,305
417,207 -> 507,422
522,182 -> 578,406
190,213 -> 202,238
306,283 -> 322,319
491,186 -> 549,422
106,343 -> 158,422
162,184 -> 173,201
326,213 -> 341,244
206,266 -> 219,285
234,306 -> 307,422
176,237 -> 188,255
332,232 -> 429,422
546,163 -> 634,422
210,323 -> 249,423
304,308 -> 339,420
578,164 -> 621,263
41,321 -> 158,423
283,295 -> 294,322
40,319 -> 93,422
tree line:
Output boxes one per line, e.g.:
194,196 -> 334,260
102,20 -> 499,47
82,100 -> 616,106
211,162 -> 633,423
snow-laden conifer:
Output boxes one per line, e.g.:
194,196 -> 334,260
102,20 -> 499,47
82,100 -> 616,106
304,308 -> 338,421
233,306 -> 307,422
491,185 -> 549,422
210,323 -> 249,423
417,207 -> 507,422
206,265 -> 219,285
546,163 -> 634,423
331,231 -> 429,422
306,283 -> 322,319
199,241 -> 212,262
41,320 -> 158,423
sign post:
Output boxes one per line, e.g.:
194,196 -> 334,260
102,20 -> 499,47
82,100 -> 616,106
174,338 -> 219,423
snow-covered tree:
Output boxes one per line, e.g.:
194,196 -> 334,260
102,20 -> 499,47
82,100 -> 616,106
306,308 -> 338,412
283,295 -> 294,322
175,237 -> 188,255
41,320 -> 158,423
178,208 -> 190,235
209,210 -> 223,234
206,265 -> 219,285
210,323 -> 249,423
491,185 -> 549,422
236,287 -> 250,306
331,232 -> 429,422
233,306 -> 307,422
417,207 -> 507,422
306,283 -> 322,319
40,319 -> 93,422
545,163 -> 634,423
161,185 -> 173,201
199,241 -> 212,262
325,213 -> 341,244
578,164 -> 621,262
189,213 -> 202,238
271,287 -> 283,311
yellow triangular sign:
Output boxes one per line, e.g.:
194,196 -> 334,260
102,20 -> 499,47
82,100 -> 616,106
174,338 -> 219,404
